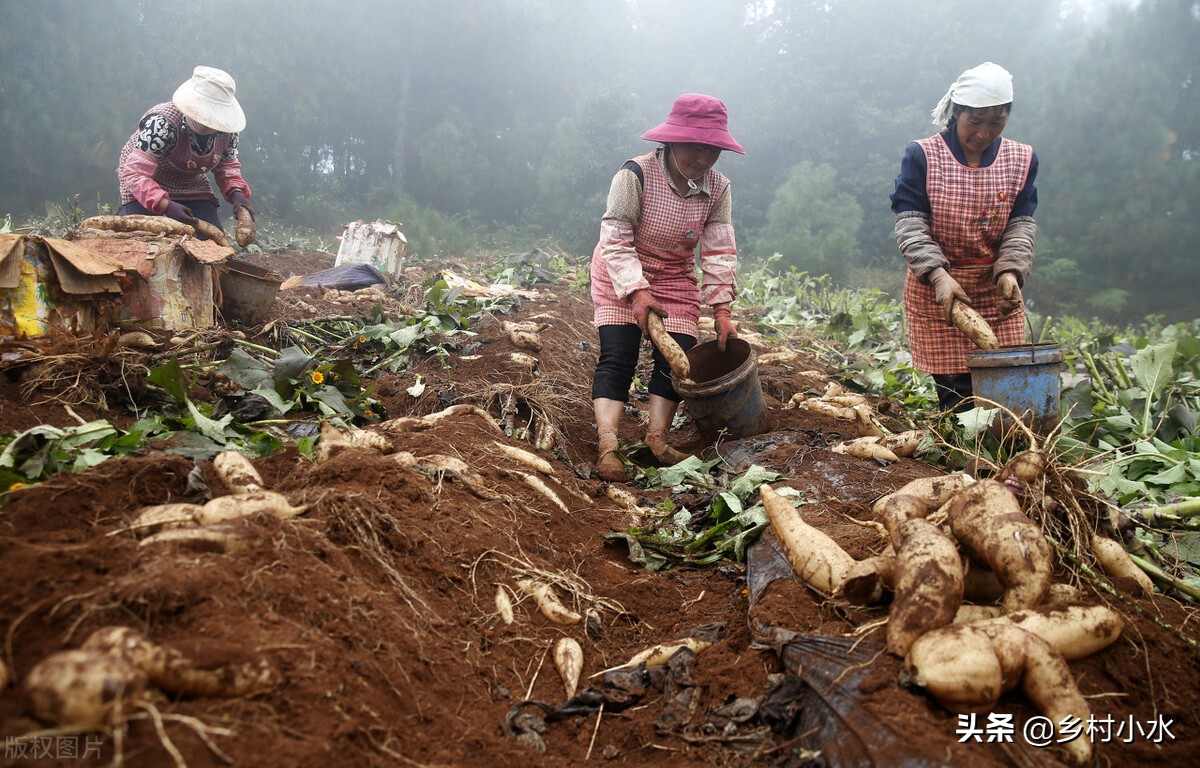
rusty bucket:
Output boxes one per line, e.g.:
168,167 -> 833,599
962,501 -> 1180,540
966,343 -> 1065,436
219,260 -> 281,326
674,338 -> 769,441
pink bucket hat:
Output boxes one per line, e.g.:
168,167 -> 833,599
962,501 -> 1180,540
642,93 -> 745,155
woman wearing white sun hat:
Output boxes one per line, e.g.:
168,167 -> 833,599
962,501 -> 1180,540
117,66 -> 255,243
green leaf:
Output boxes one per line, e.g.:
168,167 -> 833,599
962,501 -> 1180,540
147,358 -> 188,404
1129,340 -> 1177,401
956,407 -> 999,441
186,401 -> 234,444
217,348 -> 274,390
729,464 -> 784,499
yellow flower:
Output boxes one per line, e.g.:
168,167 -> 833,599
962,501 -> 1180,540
358,335 -> 367,343
7,482 -> 24,492
310,370 -> 325,385
363,410 -> 373,419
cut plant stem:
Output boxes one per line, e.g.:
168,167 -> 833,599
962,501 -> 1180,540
1129,554 -> 1200,601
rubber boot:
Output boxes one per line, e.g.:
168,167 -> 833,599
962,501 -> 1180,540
645,431 -> 693,466
596,432 -> 626,482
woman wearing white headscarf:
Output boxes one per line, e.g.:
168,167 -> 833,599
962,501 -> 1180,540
117,66 -> 255,243
890,61 -> 1039,411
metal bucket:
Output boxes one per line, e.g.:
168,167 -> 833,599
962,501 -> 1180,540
219,260 -> 282,326
966,343 -> 1065,436
674,338 -> 769,441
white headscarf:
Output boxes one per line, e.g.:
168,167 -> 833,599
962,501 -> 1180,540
930,62 -> 1014,127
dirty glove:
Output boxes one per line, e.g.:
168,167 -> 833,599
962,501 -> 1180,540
996,272 -> 1023,318
229,189 -> 254,218
712,304 -> 737,352
161,200 -> 198,227
229,190 -> 257,247
927,267 -> 971,324
628,289 -> 667,334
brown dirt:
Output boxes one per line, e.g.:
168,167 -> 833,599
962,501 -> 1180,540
1,250 -> 1197,768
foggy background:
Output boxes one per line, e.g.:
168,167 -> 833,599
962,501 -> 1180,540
1,0 -> 1196,323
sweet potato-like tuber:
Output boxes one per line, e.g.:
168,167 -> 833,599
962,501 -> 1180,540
138,525 -> 253,554
905,623 -> 1093,764
760,484 -> 855,595
593,637 -> 713,676
212,450 -> 265,494
946,480 -> 1053,612
492,440 -> 554,475
871,474 -> 973,516
197,490 -> 310,524
130,502 -> 205,535
949,302 -> 1000,351
646,313 -> 691,380
24,650 -> 148,728
1091,533 -> 1155,596
80,214 -> 194,238
517,579 -> 582,625
840,554 -> 896,605
883,496 -> 965,657
554,637 -> 583,698
495,585 -> 516,624
234,206 -> 256,247
832,439 -> 899,463
969,603 -> 1124,662
82,626 -> 276,698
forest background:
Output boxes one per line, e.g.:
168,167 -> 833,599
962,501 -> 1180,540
1,0 -> 1196,325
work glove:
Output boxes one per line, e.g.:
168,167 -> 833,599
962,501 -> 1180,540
712,304 -> 738,352
161,200 -> 198,227
229,189 -> 254,218
996,272 -> 1023,318
628,289 -> 667,334
927,267 -> 972,324
229,189 -> 257,247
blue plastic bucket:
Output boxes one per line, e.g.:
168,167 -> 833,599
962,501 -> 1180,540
965,343 -> 1065,436
674,338 -> 769,441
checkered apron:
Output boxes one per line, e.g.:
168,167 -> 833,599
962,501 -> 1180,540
591,152 -> 730,337
905,136 -> 1033,374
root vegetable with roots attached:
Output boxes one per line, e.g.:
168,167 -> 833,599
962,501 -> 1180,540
197,490 -> 310,524
212,450 -> 265,494
591,637 -> 713,677
495,585 -> 516,625
646,313 -> 691,380
760,484 -> 855,595
833,439 -> 900,463
492,440 -> 554,475
1091,533 -> 1155,596
965,603 -> 1124,662
882,495 -> 965,657
24,650 -> 148,729
517,579 -> 582,625
554,638 -> 583,698
949,302 -> 1000,351
905,623 -> 1093,765
138,524 -> 254,554
872,474 -> 974,516
946,480 -> 1053,612
80,214 -> 194,238
129,502 -> 205,536
83,626 -> 276,698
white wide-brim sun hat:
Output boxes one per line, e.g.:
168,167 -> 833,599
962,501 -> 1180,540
172,66 -> 246,133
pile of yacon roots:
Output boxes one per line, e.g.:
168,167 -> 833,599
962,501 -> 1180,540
4,365 -> 1155,767
761,439 -> 1149,767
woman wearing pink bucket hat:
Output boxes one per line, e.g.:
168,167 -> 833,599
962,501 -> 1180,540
117,66 -> 255,244
589,93 -> 745,482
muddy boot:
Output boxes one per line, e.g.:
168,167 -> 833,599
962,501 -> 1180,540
645,432 -> 693,466
596,433 -> 626,482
